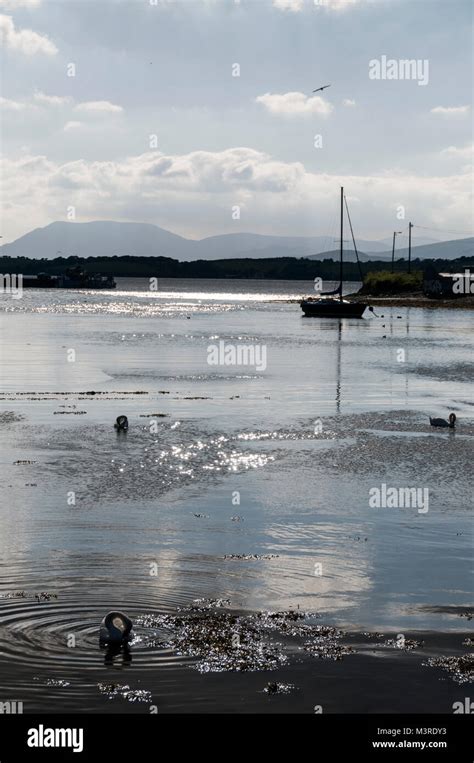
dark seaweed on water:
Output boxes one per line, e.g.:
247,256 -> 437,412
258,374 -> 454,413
135,607 -> 347,673
97,683 -> 152,702
423,654 -> 474,685
302,625 -> 355,661
264,682 -> 296,695
382,638 -> 424,651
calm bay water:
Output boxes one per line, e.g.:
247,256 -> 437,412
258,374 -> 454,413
0,278 -> 472,713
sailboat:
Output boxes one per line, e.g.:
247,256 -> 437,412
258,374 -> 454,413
300,187 -> 366,318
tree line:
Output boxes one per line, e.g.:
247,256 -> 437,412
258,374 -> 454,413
0,254 -> 472,280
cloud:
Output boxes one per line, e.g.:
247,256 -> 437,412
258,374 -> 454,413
441,143 -> 473,159
320,0 -> 361,8
34,91 -> 73,106
1,147 -> 472,243
256,91 -> 333,117
0,0 -> 41,8
3,92 -> 120,115
1,93 -> 123,129
343,98 -> 356,106
0,96 -> 27,110
272,0 -> 362,11
74,100 -> 123,114
0,14 -> 57,55
63,121 -> 84,132
430,105 -> 470,116
272,0 -> 304,11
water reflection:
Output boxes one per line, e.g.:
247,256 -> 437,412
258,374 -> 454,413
102,643 -> 132,667
0,282 -> 472,712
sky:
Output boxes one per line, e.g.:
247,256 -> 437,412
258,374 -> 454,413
0,0 -> 473,245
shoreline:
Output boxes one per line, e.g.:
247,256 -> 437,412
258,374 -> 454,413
283,293 -> 474,310
352,293 -> 474,310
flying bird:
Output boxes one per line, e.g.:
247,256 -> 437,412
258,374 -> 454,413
312,84 -> 331,93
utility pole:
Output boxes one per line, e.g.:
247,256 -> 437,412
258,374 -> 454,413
408,222 -> 413,274
391,231 -> 402,274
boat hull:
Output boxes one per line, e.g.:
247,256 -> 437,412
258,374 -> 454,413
301,299 -> 366,318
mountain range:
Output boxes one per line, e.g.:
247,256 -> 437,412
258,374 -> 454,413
1,221 -> 471,262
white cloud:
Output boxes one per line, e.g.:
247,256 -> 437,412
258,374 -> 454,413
34,91 -> 72,106
0,0 -> 41,8
441,143 -> 473,159
343,98 -> 356,106
272,0 -> 304,11
256,91 -> 333,117
1,147 -> 472,243
320,0 -> 361,9
74,100 -> 123,114
1,92 -> 123,128
272,0 -> 362,11
2,92 -> 119,115
0,96 -> 27,110
63,121 -> 84,132
0,14 -> 57,55
431,105 -> 470,116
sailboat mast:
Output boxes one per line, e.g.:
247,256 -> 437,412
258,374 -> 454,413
339,185 -> 343,301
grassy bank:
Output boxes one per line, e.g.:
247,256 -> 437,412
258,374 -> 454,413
353,269 -> 474,308
359,270 -> 423,295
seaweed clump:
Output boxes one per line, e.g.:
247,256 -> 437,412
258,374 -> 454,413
424,654 -> 474,685
264,682 -> 295,695
383,637 -> 424,651
303,626 -> 355,661
97,683 -> 152,702
135,606 -> 353,672
136,610 -> 288,674
223,554 -> 279,560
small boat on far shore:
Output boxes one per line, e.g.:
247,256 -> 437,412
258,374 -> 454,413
301,186 -> 366,319
301,295 -> 366,318
22,266 -> 116,290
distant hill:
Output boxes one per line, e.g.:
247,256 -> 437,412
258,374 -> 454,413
188,232 -> 393,259
0,221 -> 389,261
377,235 -> 440,248
0,221 -> 194,261
307,248 -> 390,263
0,220 -> 470,262
365,238 -> 474,262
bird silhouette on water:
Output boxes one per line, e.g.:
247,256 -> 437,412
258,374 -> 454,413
429,412 -> 456,429
99,611 -> 133,644
114,415 -> 128,432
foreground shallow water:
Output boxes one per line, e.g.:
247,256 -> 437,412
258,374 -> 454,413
0,278 -> 472,712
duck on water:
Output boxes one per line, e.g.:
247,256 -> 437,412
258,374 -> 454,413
429,413 -> 456,429
99,611 -> 133,644
114,415 -> 128,431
